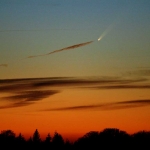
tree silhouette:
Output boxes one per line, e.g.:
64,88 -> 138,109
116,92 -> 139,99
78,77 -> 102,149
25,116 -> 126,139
1,130 -> 15,138
45,133 -> 51,143
99,128 -> 130,149
0,130 -> 16,148
43,133 -> 52,149
16,133 -> 25,142
64,139 -> 73,150
0,128 -> 150,150
31,129 -> 42,149
132,131 -> 150,149
27,136 -> 33,143
15,133 -> 26,150
74,131 -> 100,149
52,132 -> 64,149
32,129 -> 41,143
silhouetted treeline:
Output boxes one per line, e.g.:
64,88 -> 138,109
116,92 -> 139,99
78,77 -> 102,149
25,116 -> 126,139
0,128 -> 150,150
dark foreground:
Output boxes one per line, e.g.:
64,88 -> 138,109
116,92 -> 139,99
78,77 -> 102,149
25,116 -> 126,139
0,128 -> 150,150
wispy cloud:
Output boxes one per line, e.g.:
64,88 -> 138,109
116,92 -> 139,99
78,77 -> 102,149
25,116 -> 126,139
0,78 -> 61,109
0,28 -> 85,32
92,84 -> 150,90
28,41 -> 93,58
0,29 -> 44,32
124,69 -> 150,77
0,77 -> 150,109
4,90 -> 59,102
0,101 -> 33,109
32,78 -> 150,90
0,64 -> 7,67
0,77 -> 149,92
135,69 -> 150,76
42,99 -> 150,111
0,90 -> 59,109
47,41 -> 93,55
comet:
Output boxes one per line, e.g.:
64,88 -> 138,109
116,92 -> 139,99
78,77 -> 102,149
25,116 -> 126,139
98,22 -> 116,41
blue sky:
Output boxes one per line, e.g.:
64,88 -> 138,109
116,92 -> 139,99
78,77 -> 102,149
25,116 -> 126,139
0,0 -> 150,79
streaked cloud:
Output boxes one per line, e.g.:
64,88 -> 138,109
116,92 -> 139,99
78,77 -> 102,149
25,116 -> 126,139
92,85 -> 150,90
124,69 -> 150,77
43,99 -> 150,111
0,29 -> 45,32
28,41 -> 93,58
0,90 -> 59,109
135,69 -> 150,76
0,76 -> 149,92
0,76 -> 150,109
0,101 -> 33,109
0,64 -> 7,67
4,90 -> 59,102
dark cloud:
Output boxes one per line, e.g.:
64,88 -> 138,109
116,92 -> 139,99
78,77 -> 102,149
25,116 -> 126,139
0,90 -> 59,109
0,77 -> 149,93
137,69 -> 150,76
0,28 -> 92,33
0,78 -> 61,109
47,41 -> 93,55
0,64 -> 7,67
125,69 -> 150,77
4,90 -> 59,102
0,77 -> 150,109
32,77 -> 147,88
44,104 -> 104,111
0,29 -> 44,32
43,99 -> 150,111
0,83 -> 33,92
28,41 -> 93,58
0,77 -> 56,92
119,99 -> 150,104
93,84 -> 150,89
103,99 -> 150,110
0,101 -> 33,109
32,78 -> 101,87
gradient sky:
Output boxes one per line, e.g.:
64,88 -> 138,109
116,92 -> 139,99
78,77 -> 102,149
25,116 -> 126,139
0,0 -> 150,141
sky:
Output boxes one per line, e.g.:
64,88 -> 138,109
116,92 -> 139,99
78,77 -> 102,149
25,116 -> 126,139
0,0 -> 150,141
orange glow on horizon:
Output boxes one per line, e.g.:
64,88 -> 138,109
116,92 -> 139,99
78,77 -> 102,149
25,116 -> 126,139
1,82 -> 150,142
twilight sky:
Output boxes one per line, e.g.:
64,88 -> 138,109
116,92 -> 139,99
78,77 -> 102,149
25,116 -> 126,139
0,0 -> 150,141
0,0 -> 150,78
